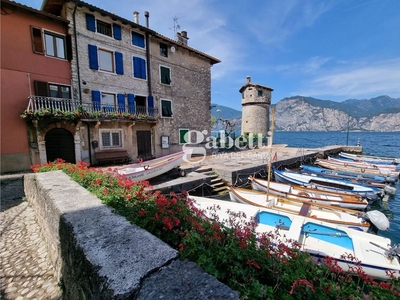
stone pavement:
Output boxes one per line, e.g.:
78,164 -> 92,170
0,175 -> 62,300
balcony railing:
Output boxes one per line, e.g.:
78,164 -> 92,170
21,96 -> 159,121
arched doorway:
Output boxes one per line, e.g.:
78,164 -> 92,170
45,128 -> 76,163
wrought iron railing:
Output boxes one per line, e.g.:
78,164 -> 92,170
21,96 -> 159,121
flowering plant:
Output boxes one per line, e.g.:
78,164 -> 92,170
32,159 -> 400,299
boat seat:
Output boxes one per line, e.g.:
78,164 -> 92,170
299,203 -> 311,216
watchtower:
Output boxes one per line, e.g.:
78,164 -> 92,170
239,76 -> 273,137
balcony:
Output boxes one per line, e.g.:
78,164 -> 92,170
21,96 -> 159,122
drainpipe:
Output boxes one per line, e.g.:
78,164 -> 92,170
144,11 -> 152,96
73,0 -> 82,103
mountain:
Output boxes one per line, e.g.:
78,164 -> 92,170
211,96 -> 400,132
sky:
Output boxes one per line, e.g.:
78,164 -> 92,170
20,0 -> 400,110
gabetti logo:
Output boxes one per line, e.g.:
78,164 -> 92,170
182,130 -> 273,163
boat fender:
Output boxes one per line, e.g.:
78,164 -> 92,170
384,185 -> 396,196
365,210 -> 390,231
143,165 -> 149,170
138,158 -> 143,163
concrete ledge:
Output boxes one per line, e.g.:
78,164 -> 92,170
24,171 -> 239,299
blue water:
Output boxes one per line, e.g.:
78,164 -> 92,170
273,131 -> 400,245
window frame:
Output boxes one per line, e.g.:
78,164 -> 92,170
34,80 -> 72,99
101,92 -> 117,111
96,19 -> 112,37
160,65 -> 171,85
160,99 -> 173,118
258,90 -> 263,97
99,129 -> 123,149
43,30 -> 67,59
179,128 -> 189,144
98,48 -> 115,73
160,43 -> 168,57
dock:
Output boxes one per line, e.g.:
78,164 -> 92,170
147,144 -> 362,196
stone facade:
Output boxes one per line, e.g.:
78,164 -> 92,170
57,2 -> 220,165
240,76 -> 273,137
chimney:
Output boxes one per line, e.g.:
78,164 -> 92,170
133,11 -> 139,24
144,11 -> 149,28
246,76 -> 251,83
177,30 -> 189,45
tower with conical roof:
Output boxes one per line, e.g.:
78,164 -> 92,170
239,76 -> 273,137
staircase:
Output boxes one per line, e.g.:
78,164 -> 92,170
196,167 -> 228,195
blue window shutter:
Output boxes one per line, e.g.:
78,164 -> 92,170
117,93 -> 125,112
132,32 -> 145,48
92,90 -> 101,110
86,14 -> 96,32
148,96 -> 154,117
127,94 -> 135,114
141,58 -> 147,79
88,44 -> 98,70
113,24 -> 122,40
133,57 -> 140,78
115,52 -> 124,75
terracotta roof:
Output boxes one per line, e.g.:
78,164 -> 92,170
1,0 -> 69,23
41,0 -> 220,65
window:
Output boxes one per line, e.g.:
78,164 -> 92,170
100,129 -> 122,148
35,81 -> 71,99
99,49 -> 114,72
161,99 -> 173,118
179,129 -> 189,144
132,32 -> 145,48
160,66 -> 171,85
258,90 -> 263,97
88,45 -> 124,74
160,43 -> 168,57
101,93 -> 116,112
96,20 -> 112,37
133,57 -> 147,79
44,32 -> 66,59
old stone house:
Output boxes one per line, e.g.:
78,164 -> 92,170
2,0 -> 220,173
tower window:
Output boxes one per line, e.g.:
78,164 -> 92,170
258,90 -> 263,97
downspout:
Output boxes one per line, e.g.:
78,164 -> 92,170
144,11 -> 152,95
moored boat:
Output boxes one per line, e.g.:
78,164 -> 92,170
189,195 -> 400,280
273,167 -> 382,200
117,149 -> 192,180
249,175 -> 369,210
339,152 -> 400,165
228,186 -> 389,233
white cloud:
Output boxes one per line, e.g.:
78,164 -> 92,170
295,58 -> 400,98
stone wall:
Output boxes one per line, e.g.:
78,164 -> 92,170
24,171 -> 239,299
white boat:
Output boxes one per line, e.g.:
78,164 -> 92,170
189,195 -> 400,280
249,176 -> 369,210
339,152 -> 400,165
117,149 -> 192,180
228,186 -> 388,232
316,158 -> 400,177
273,167 -> 382,200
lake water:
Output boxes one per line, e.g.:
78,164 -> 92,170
273,131 -> 400,244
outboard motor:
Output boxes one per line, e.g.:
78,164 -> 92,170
362,210 -> 390,235
384,185 -> 397,196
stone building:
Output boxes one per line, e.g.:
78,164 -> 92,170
239,76 -> 273,138
6,0 -> 220,172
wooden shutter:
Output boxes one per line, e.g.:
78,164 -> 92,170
127,94 -> 135,114
115,52 -> 124,75
31,26 -> 44,54
88,44 -> 98,69
117,93 -> 125,112
86,14 -> 96,32
92,90 -> 101,110
66,35 -> 73,61
34,81 -> 48,96
140,58 -> 146,79
113,24 -> 122,40
148,95 -> 154,117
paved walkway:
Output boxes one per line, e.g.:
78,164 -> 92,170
0,175 -> 62,300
